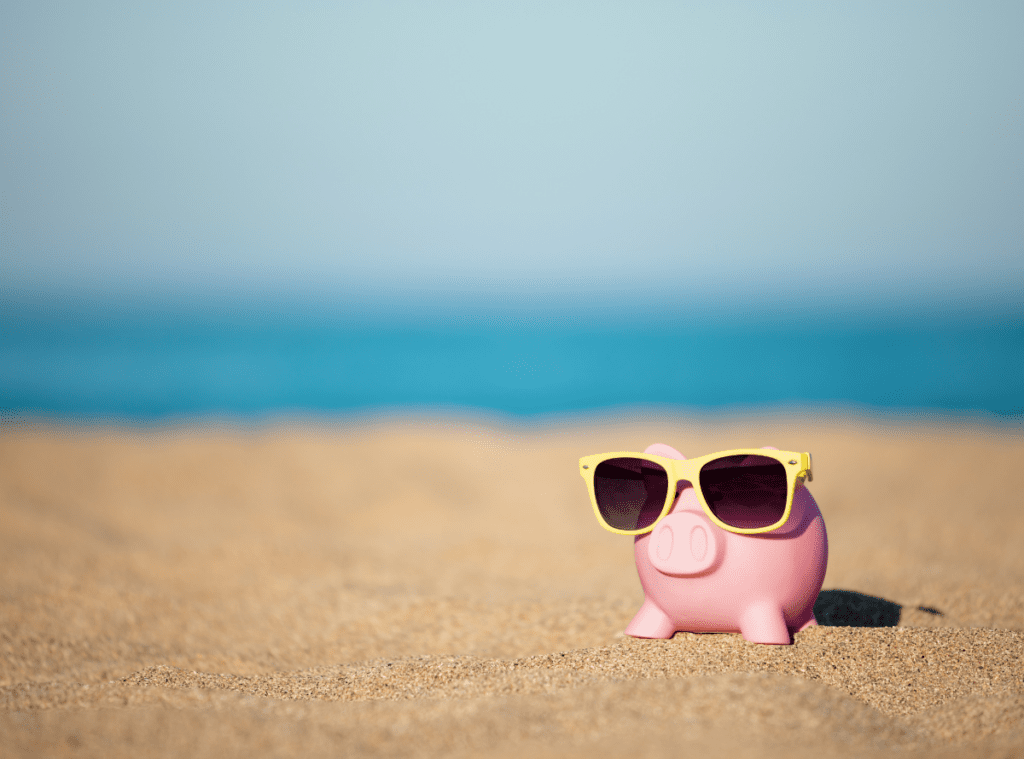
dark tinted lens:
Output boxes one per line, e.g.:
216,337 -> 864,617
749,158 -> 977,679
699,455 -> 788,530
593,457 -> 669,531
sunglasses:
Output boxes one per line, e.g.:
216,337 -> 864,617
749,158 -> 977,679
579,449 -> 813,535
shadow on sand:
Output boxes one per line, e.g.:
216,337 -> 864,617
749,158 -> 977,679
813,589 -> 943,628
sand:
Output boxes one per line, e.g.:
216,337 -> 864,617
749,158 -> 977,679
1,411 -> 1022,757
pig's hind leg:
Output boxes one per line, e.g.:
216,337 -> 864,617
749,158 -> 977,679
790,606 -> 818,633
739,601 -> 792,645
624,598 -> 676,639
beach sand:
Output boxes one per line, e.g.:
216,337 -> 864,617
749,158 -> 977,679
1,412 -> 1022,757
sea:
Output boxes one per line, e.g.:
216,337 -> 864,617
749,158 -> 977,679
2,297 -> 1022,425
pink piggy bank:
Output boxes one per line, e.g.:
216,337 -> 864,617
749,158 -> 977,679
625,443 -> 828,645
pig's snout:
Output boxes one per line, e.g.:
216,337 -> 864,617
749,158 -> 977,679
647,510 -> 719,575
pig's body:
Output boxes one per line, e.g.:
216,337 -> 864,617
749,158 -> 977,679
625,445 -> 828,645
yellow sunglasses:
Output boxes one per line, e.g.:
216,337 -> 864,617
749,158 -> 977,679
579,449 -> 813,536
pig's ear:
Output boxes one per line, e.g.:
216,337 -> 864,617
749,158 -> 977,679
644,443 -> 685,460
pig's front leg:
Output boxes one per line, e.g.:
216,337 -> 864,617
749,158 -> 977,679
624,598 -> 676,639
739,601 -> 792,645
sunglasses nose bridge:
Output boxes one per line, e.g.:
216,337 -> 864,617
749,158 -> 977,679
668,480 -> 701,514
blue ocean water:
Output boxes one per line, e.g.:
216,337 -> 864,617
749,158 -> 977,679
2,301 -> 1022,421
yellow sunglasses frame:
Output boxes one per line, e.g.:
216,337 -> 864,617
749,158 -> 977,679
579,449 -> 813,536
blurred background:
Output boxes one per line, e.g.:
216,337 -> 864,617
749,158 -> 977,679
2,0 -> 1022,421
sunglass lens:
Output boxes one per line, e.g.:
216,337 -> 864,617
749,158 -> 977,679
699,455 -> 787,530
593,457 -> 669,531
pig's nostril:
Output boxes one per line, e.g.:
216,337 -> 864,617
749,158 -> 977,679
690,525 -> 708,562
655,525 -> 674,562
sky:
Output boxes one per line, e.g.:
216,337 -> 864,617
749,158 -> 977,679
2,0 -> 1022,319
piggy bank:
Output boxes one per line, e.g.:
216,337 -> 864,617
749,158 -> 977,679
625,443 -> 828,645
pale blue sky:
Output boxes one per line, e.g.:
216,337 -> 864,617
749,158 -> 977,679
3,1 -> 1022,316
